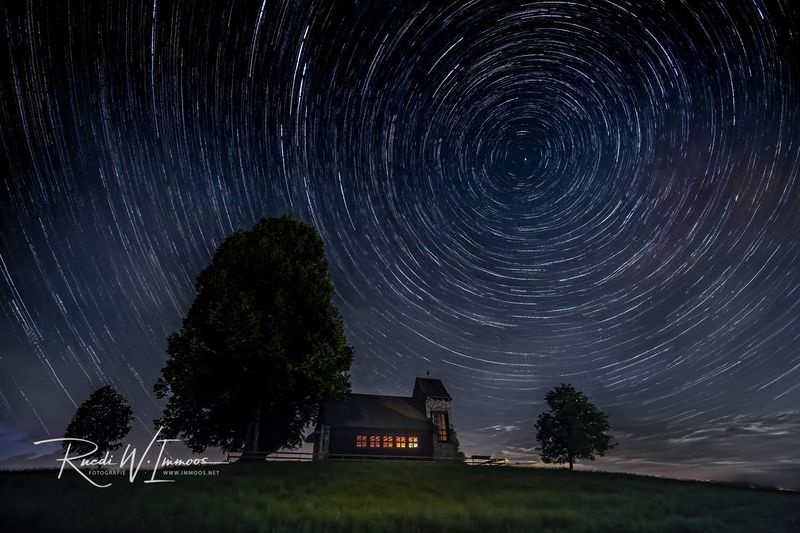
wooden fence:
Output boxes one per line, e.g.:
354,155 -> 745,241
227,450 -> 509,466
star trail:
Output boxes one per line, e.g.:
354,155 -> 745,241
1,0 -> 799,487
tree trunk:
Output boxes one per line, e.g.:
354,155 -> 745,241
251,401 -> 261,452
238,401 -> 263,463
568,456 -> 574,471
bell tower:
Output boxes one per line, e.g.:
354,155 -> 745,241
413,377 -> 458,458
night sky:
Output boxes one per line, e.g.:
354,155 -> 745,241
2,1 -> 799,488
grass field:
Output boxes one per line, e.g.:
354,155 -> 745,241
1,461 -> 798,532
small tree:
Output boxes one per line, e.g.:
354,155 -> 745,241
63,385 -> 134,458
535,384 -> 614,470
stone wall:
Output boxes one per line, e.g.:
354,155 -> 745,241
425,397 -> 451,419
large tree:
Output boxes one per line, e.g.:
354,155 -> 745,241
154,215 -> 353,454
534,384 -> 615,470
64,385 -> 134,458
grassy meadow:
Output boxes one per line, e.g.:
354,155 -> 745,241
1,461 -> 798,532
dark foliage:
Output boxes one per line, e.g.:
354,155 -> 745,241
63,385 -> 134,458
535,384 -> 615,470
154,215 -> 354,453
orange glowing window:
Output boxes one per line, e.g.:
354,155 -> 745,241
434,412 -> 449,442
396,436 -> 406,448
408,435 -> 418,448
369,435 -> 380,448
356,435 -> 367,447
383,435 -> 394,448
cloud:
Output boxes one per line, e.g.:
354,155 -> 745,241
490,411 -> 800,490
481,424 -> 521,432
0,421 -> 60,466
667,411 -> 800,444
595,411 -> 800,489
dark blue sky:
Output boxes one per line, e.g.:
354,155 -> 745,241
1,0 -> 799,488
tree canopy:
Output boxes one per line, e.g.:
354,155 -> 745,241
154,215 -> 353,454
63,385 -> 133,457
534,384 -> 615,470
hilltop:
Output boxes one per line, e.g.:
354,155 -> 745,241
1,461 -> 797,532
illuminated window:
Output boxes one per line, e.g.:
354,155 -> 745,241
369,435 -> 380,448
396,436 -> 406,448
434,412 -> 449,442
356,435 -> 367,447
408,435 -> 418,448
383,435 -> 394,448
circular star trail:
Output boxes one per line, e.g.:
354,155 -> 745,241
1,0 -> 799,485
